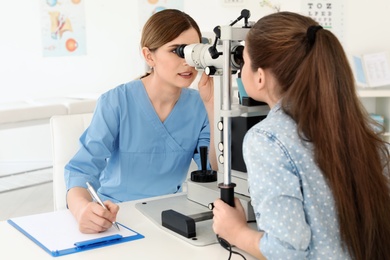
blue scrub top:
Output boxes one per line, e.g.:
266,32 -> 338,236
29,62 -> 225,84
64,80 -> 210,202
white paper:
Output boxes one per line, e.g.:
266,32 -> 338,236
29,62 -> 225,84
363,52 -> 390,87
9,210 -> 137,251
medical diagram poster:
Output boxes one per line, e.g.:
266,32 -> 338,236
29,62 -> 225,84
41,0 -> 86,57
138,0 -> 184,29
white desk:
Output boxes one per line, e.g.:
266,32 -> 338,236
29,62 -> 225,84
0,193 -> 256,260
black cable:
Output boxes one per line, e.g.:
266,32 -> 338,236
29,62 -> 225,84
217,235 -> 246,260
215,219 -> 257,259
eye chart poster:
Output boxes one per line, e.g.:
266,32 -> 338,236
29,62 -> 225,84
301,0 -> 344,43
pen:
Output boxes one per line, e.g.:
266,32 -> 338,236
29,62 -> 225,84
86,182 -> 120,231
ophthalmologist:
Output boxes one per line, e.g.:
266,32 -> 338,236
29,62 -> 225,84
64,9 -> 218,234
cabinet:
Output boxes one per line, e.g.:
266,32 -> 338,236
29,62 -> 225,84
357,87 -> 390,142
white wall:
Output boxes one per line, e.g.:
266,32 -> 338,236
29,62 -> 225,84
0,0 -> 389,167
0,0 -> 141,102
1,0 -> 389,103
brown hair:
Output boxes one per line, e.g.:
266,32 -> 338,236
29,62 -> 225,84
246,11 -> 390,260
139,9 -> 201,78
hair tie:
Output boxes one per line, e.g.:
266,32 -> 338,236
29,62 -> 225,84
307,25 -> 323,47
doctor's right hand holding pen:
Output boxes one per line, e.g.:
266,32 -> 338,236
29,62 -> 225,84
67,185 -> 120,234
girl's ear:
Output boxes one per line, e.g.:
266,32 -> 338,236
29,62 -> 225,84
142,47 -> 155,67
255,67 -> 266,91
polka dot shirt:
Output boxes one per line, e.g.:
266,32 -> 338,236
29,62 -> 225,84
243,102 -> 350,259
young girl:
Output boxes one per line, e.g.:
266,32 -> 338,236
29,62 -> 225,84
212,11 -> 390,259
65,9 -> 217,234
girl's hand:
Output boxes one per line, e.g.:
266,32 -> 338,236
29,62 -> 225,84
212,198 -> 247,245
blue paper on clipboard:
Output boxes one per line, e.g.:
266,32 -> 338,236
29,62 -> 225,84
7,210 -> 144,257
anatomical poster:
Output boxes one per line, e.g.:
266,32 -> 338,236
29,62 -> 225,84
41,0 -> 86,57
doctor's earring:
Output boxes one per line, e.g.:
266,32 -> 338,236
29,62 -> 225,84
147,66 -> 153,74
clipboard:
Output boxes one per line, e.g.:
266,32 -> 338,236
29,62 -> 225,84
7,210 -> 144,257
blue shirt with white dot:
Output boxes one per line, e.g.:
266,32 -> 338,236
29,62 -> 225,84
243,101 -> 351,259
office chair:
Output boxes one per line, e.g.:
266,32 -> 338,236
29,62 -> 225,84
50,113 -> 93,210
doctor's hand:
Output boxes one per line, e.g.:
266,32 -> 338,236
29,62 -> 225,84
212,198 -> 247,246
67,187 -> 120,234
198,71 -> 214,104
78,200 -> 119,234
